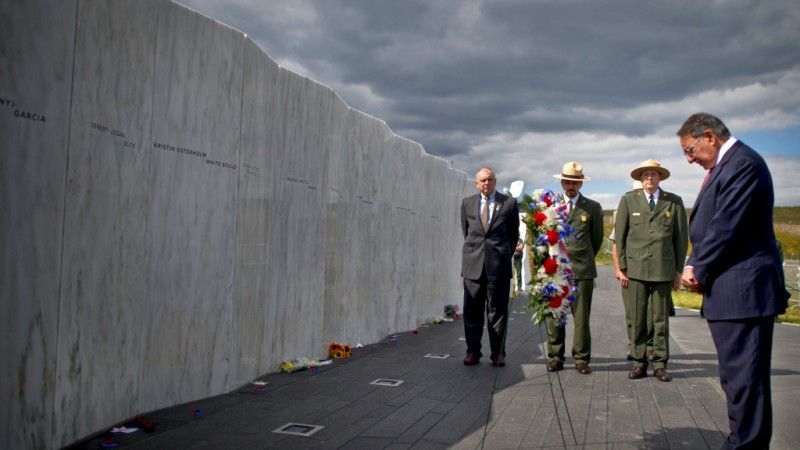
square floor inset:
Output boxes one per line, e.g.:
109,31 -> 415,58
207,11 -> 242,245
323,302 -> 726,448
370,378 -> 405,387
272,423 -> 325,437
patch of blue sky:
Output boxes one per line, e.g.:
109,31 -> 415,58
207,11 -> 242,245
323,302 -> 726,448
738,127 -> 800,157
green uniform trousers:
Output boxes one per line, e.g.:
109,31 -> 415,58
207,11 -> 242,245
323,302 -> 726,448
622,285 -> 654,356
626,278 -> 670,369
546,278 -> 593,362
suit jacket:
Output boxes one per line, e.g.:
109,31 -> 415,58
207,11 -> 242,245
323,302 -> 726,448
565,194 -> 604,280
461,192 -> 520,281
687,140 -> 788,320
615,188 -> 688,282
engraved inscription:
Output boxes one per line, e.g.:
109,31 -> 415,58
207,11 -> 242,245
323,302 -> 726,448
14,109 -> 46,122
2,97 -> 46,123
90,121 -> 134,149
206,159 -> 237,170
286,176 -> 318,191
153,142 -> 207,158
243,163 -> 263,178
0,97 -> 16,108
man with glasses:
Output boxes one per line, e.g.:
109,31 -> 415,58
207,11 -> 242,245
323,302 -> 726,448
679,113 -> 788,448
615,160 -> 688,382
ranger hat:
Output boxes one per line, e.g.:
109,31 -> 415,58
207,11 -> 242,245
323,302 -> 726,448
553,161 -> 590,181
630,159 -> 670,181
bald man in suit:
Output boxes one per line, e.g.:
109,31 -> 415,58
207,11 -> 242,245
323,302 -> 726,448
461,167 -> 519,367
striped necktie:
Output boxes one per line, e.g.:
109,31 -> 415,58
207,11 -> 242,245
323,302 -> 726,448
481,196 -> 489,231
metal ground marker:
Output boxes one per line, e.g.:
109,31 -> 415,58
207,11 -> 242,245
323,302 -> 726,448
370,378 -> 405,387
272,423 -> 325,437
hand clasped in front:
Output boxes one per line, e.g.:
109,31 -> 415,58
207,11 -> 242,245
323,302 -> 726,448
680,266 -> 703,293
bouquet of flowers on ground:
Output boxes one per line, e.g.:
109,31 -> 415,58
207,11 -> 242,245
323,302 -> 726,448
328,342 -> 352,359
521,189 -> 577,326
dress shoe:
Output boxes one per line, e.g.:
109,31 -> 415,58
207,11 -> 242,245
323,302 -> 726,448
628,366 -> 647,380
646,350 -> 655,362
669,308 -> 676,316
490,354 -> 506,367
575,361 -> 591,374
653,368 -> 672,382
547,359 -> 564,372
463,353 -> 480,366
626,354 -> 634,361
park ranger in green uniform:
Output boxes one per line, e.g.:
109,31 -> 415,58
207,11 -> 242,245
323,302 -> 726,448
546,162 -> 604,375
615,159 -> 688,382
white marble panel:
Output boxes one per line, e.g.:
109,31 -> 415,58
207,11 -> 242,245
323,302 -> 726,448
230,38 -> 280,386
380,136 -> 423,332
52,1 -> 157,445
139,0 -> 243,412
0,1 -> 76,448
322,97 -> 349,347
327,109 -> 393,346
417,155 -> 451,322
265,68 -> 345,366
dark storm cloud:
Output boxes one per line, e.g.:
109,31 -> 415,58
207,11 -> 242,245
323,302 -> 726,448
179,0 -> 800,205
181,1 -> 799,138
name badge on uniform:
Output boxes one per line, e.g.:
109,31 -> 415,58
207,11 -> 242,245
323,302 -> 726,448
632,212 -> 641,216
665,211 -> 671,218
581,214 -> 587,222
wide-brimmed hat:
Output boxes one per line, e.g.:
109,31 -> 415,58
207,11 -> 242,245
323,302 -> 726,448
630,159 -> 670,181
553,161 -> 590,181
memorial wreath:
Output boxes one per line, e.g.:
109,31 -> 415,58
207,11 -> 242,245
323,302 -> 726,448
521,189 -> 577,326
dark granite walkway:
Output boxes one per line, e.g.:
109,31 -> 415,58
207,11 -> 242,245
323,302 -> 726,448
68,267 -> 800,449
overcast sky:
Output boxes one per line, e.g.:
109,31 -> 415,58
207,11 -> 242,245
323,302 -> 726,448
178,0 -> 800,209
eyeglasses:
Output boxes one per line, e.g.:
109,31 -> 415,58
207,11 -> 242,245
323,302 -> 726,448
682,136 -> 702,156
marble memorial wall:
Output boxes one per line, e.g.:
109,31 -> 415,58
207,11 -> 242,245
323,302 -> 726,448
0,0 -> 474,447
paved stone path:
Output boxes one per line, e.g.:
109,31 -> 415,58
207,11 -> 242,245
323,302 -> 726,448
68,267 -> 800,449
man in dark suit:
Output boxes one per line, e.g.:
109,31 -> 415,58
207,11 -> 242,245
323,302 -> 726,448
679,113 -> 788,448
616,160 -> 688,382
545,162 -> 603,374
461,167 -> 520,367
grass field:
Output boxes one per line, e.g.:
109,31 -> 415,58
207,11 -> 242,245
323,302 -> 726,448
671,290 -> 800,325
601,207 -> 800,324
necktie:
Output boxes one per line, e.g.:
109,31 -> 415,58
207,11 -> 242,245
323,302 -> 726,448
702,166 -> 715,188
568,201 -> 573,216
648,194 -> 655,211
481,197 -> 489,231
